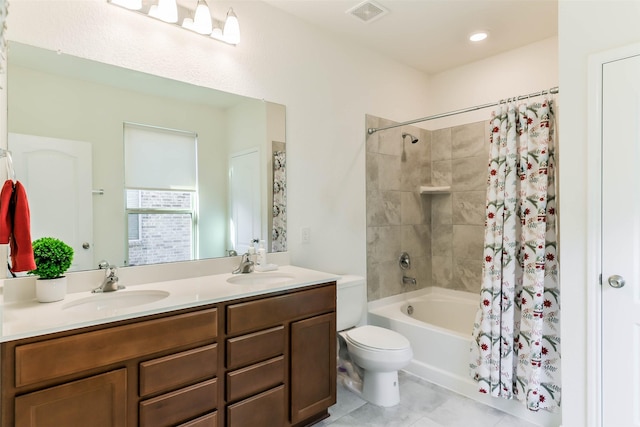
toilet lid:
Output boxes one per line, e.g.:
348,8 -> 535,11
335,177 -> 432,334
345,325 -> 410,351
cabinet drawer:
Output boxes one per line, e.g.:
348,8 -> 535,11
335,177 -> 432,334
226,326 -> 284,370
227,385 -> 285,427
139,378 -> 218,427
15,309 -> 217,388
227,284 -> 335,334
226,356 -> 284,402
177,411 -> 218,427
140,344 -> 218,397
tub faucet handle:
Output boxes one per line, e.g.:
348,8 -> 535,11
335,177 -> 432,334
399,252 -> 411,270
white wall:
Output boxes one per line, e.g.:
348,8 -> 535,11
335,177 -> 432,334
5,0 -> 431,277
559,1 -> 640,425
426,36 -> 558,129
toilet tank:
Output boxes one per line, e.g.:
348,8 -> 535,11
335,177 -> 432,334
336,275 -> 367,331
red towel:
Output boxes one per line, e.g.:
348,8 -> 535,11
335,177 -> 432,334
0,180 -> 12,244
0,180 -> 36,272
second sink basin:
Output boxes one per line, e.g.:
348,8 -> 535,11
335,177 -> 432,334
62,290 -> 170,313
226,272 -> 294,286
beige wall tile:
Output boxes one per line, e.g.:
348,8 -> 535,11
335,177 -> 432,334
379,153 -> 402,191
432,255 -> 453,288
431,128 -> 451,161
431,194 -> 452,225
401,224 -> 430,258
432,160 -> 452,187
452,156 -> 486,191
401,191 -> 429,225
453,257 -> 483,293
452,225 -> 484,260
432,223 -> 453,258
366,151 -> 379,190
367,225 -> 402,264
452,121 -> 485,159
452,191 -> 486,225
367,190 -> 401,226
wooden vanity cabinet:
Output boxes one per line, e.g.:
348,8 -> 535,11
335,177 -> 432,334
1,281 -> 337,427
224,283 -> 337,427
1,308 -> 220,427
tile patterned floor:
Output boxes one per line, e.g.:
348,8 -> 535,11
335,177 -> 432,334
316,372 -> 538,427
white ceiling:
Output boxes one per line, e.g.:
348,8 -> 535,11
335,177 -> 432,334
262,0 -> 558,75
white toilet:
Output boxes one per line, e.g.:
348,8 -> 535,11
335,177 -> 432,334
337,275 -> 413,407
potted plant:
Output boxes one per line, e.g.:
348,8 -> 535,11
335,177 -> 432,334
28,237 -> 74,302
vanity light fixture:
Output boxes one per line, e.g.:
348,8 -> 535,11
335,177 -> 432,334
108,0 -> 240,45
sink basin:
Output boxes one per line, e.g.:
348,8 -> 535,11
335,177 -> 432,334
62,290 -> 170,313
226,273 -> 295,286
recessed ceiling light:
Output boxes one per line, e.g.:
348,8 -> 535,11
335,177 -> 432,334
469,31 -> 489,42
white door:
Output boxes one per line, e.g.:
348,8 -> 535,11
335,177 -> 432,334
601,53 -> 640,426
9,133 -> 94,272
229,148 -> 261,254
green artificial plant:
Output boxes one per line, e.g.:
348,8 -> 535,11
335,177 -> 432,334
28,237 -> 74,280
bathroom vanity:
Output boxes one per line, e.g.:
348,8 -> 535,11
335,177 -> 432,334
0,266 -> 337,427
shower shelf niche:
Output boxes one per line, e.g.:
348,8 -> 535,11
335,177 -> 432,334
419,185 -> 450,194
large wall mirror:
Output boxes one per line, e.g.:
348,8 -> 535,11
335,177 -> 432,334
6,41 -> 286,273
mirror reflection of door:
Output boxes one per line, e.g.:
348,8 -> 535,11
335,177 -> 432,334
8,133 -> 94,272
229,149 -> 261,254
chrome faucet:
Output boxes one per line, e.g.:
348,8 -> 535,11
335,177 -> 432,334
402,276 -> 417,286
232,253 -> 254,274
92,263 -> 125,293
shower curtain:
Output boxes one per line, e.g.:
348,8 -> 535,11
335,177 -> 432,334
469,99 -> 561,412
271,150 -> 287,252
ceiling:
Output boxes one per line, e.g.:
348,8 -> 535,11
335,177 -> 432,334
262,0 -> 558,75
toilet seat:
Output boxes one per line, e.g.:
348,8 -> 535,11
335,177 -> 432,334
344,325 -> 410,351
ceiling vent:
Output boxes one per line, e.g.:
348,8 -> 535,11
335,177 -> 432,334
347,0 -> 388,23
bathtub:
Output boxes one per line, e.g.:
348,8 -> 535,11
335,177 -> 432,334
367,287 -> 561,427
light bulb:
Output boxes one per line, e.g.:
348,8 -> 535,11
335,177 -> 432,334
192,0 -> 213,34
148,0 -> 178,23
223,8 -> 240,45
469,31 -> 488,42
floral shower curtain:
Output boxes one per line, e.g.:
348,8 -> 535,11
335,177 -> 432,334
272,150 -> 287,252
469,99 -> 561,412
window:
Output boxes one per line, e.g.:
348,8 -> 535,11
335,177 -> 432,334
124,123 -> 198,266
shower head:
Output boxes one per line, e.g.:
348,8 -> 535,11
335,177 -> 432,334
402,132 -> 419,144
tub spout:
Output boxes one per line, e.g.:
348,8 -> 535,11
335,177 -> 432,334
402,276 -> 416,286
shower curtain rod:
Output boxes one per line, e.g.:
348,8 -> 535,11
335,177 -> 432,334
367,86 -> 559,135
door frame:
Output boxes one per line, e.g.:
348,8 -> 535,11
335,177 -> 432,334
587,41 -> 640,427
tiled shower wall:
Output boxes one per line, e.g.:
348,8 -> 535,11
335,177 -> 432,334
431,121 -> 489,294
365,115 -> 489,301
365,115 -> 432,301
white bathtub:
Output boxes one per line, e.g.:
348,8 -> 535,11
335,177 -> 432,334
368,287 -> 561,427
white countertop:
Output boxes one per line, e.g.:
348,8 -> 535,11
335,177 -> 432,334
1,265 -> 339,342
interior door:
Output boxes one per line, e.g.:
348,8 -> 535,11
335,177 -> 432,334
601,53 -> 640,426
9,133 -> 94,272
229,148 -> 261,254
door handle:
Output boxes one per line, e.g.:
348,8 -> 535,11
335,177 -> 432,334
607,274 -> 626,288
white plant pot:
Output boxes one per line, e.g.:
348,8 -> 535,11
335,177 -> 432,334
36,276 -> 67,303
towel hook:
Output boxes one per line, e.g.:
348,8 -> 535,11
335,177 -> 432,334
3,150 -> 15,182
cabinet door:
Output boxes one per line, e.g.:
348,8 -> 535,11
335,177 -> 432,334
290,313 -> 336,424
14,369 -> 127,427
